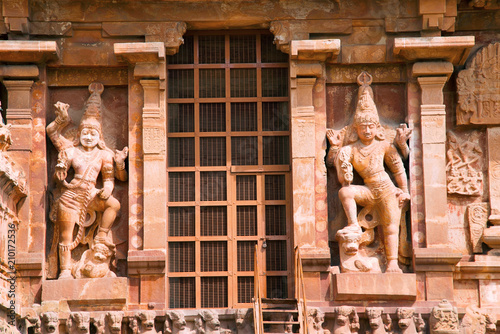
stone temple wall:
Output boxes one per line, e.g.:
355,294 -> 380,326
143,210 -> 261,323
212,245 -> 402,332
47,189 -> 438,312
0,1 -> 499,334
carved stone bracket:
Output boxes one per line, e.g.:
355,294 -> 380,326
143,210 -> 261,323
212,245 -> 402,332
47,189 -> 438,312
0,41 -> 59,63
290,39 -> 340,63
418,0 -> 457,35
467,203 -> 489,253
270,21 -> 291,54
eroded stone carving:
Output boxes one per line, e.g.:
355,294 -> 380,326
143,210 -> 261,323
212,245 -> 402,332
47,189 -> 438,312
429,300 -> 459,334
105,312 -> 124,334
457,43 -> 500,125
165,310 -> 196,334
397,308 -> 425,334
0,318 -> 21,334
135,311 -> 158,334
461,305 -> 497,334
333,306 -> 359,334
40,312 -> 59,334
446,131 -> 483,196
196,310 -> 231,334
307,308 -> 330,334
467,203 -> 489,253
234,309 -> 253,334
326,72 -> 411,273
46,82 -> 128,279
366,308 -> 391,334
67,312 -> 90,334
72,241 -> 117,278
269,21 -> 290,54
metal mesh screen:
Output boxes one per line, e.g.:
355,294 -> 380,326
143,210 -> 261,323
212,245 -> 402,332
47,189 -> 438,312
263,136 -> 289,165
266,240 -> 287,271
231,137 -> 258,165
201,277 -> 228,308
265,174 -> 286,200
200,103 -> 226,132
169,172 -> 195,202
199,35 -> 225,64
266,276 -> 288,299
169,242 -> 195,272
230,35 -> 256,63
201,241 -> 228,271
168,137 -> 195,167
168,69 -> 194,98
169,35 -> 195,65
231,69 -> 257,98
237,241 -> 256,271
261,34 -> 289,63
231,102 -> 257,132
169,277 -> 196,308
262,102 -> 289,131
200,137 -> 226,166
201,206 -> 227,236
237,206 -> 257,236
238,277 -> 254,303
262,68 -> 289,97
236,175 -> 257,201
168,104 -> 194,133
169,207 -> 195,237
200,172 -> 227,201
200,69 -> 225,98
265,205 -> 286,236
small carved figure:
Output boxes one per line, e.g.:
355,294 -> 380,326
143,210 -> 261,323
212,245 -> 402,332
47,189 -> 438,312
461,305 -> 497,334
92,315 -> 105,334
397,308 -> 424,334
40,312 -> 59,334
429,300 -> 459,334
72,241 -> 117,278
446,131 -> 483,196
197,310 -> 231,334
335,227 -> 382,273
333,306 -> 359,334
165,310 -> 196,334
105,312 -> 124,334
366,308 -> 389,334
67,313 -> 90,334
46,83 -> 128,279
129,318 -> 139,334
135,311 -> 158,334
234,309 -> 253,334
307,308 -> 330,334
0,317 -> 21,334
327,72 -> 410,273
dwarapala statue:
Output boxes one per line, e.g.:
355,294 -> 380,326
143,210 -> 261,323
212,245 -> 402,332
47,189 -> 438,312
46,82 -> 128,279
326,72 -> 411,273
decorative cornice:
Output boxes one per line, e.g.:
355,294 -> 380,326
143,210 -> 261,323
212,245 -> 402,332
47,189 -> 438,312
290,39 -> 341,62
0,41 -> 59,63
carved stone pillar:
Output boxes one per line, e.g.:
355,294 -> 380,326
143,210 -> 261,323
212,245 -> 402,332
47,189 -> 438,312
289,39 -> 340,300
114,42 -> 168,308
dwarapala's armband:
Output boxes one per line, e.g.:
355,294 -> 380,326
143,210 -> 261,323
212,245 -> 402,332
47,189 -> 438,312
102,165 -> 115,182
385,144 -> 405,177
56,150 -> 70,170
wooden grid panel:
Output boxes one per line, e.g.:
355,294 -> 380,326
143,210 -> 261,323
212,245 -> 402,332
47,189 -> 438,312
167,31 -> 290,308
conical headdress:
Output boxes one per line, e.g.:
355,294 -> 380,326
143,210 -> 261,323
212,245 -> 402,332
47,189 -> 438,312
78,82 -> 104,134
353,72 -> 380,126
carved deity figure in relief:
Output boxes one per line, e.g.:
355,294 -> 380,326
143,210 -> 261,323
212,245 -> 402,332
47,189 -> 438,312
326,72 -> 411,273
46,82 -> 128,279
445,131 -> 483,196
429,300 -> 459,334
461,305 -> 497,334
307,308 -> 330,334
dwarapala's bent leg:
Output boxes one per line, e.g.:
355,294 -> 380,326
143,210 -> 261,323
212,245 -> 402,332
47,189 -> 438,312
377,193 -> 403,273
338,185 -> 373,230
93,196 -> 121,241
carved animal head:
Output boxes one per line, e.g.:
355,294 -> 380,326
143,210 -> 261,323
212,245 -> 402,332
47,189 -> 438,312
336,229 -> 362,255
92,243 -> 115,263
366,308 -> 384,329
199,310 -> 220,331
334,306 -> 355,327
308,308 -> 325,330
235,309 -> 252,329
106,312 -> 123,334
68,313 -> 90,334
167,311 -> 187,331
137,311 -> 156,331
397,308 -> 414,330
41,312 -> 59,333
485,314 -> 496,334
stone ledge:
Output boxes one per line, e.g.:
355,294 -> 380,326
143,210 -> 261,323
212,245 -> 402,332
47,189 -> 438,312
332,273 -> 417,301
114,42 -> 165,64
127,250 -> 165,275
290,39 -> 340,62
42,277 -> 127,307
0,41 -> 60,63
413,248 -> 462,272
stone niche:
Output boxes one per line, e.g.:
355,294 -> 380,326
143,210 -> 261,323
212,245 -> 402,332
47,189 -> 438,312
44,82 -> 129,281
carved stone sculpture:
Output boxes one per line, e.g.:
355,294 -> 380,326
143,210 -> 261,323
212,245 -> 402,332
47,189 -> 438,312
165,310 -> 196,334
92,314 -> 106,334
234,309 -> 253,334
196,310 -> 231,334
429,300 -> 459,334
72,241 -> 117,278
461,305 -> 497,334
40,312 -> 59,334
397,308 -> 425,334
0,318 -> 21,334
105,312 -> 124,334
326,72 -> 411,273
446,131 -> 483,196
135,311 -> 158,334
67,312 -> 90,334
46,82 -> 128,279
366,308 -> 391,334
467,203 -> 489,253
307,308 -> 330,334
333,306 -> 359,334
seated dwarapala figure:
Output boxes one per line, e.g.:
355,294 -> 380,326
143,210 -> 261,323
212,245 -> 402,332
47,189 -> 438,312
327,72 -> 410,273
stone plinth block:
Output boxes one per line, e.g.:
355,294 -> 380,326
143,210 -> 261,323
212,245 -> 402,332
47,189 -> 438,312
42,277 -> 127,307
332,273 -> 416,300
